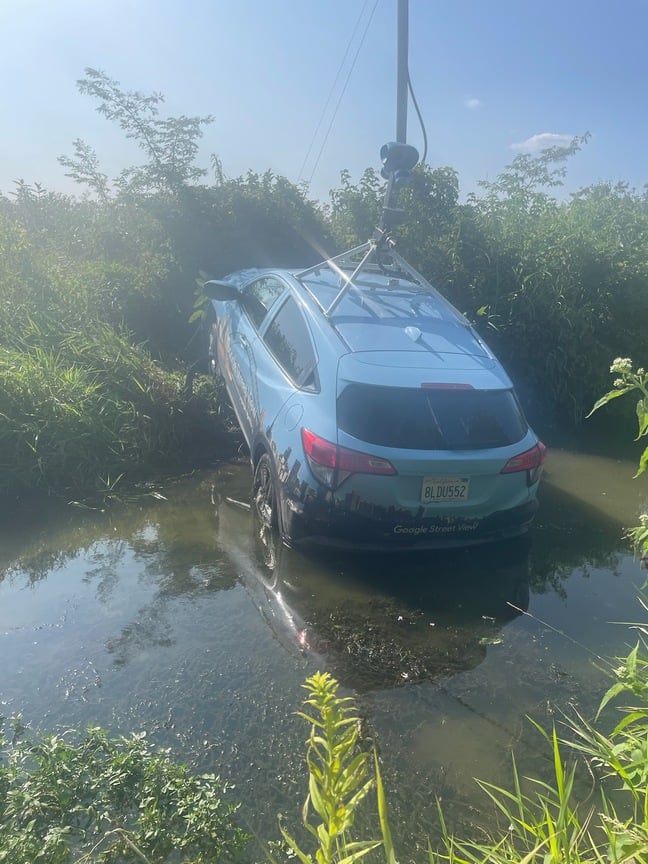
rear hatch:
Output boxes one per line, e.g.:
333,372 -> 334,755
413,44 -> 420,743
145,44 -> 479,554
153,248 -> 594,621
334,352 -> 536,521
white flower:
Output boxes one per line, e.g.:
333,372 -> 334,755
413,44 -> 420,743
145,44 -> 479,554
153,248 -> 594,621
610,357 -> 633,374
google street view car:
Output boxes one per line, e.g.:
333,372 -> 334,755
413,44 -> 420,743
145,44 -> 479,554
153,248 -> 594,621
205,247 -> 544,550
204,145 -> 545,550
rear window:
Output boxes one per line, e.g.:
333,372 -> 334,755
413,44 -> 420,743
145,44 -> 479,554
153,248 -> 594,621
337,384 -> 527,450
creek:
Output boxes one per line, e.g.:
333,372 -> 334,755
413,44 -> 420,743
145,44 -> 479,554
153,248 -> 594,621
0,442 -> 646,855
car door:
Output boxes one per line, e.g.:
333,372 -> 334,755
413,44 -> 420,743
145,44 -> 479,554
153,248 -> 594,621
255,293 -> 319,455
222,276 -> 287,445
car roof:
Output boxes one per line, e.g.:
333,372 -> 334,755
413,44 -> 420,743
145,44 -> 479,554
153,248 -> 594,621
221,250 -> 509,385
223,249 -> 467,326
225,259 -> 490,355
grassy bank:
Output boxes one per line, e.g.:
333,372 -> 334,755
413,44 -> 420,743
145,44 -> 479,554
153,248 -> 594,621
0,323 -> 232,506
0,186 -> 236,506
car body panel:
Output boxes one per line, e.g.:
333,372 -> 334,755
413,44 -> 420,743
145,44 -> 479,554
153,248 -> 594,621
336,352 -> 506,387
332,441 -> 537,515
334,320 -> 491,359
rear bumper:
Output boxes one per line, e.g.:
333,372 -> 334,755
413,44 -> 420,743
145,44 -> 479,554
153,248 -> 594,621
282,497 -> 539,551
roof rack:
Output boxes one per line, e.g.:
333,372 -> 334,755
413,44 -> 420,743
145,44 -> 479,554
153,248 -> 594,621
296,240 -> 380,317
294,235 -> 467,325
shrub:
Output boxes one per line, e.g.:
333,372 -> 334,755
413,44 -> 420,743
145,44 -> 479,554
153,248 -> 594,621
0,723 -> 249,864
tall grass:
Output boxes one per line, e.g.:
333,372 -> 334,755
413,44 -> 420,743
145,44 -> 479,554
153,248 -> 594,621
0,322 -> 223,502
0,189 -> 228,504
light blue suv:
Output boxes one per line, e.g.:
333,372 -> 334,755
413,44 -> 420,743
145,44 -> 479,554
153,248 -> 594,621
205,245 -> 545,550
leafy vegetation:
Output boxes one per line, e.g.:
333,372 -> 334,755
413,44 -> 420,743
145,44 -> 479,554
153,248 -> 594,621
429,583 -> 648,863
588,357 -> 648,558
0,722 -> 248,864
5,65 -> 648,864
4,624 -> 648,864
277,672 -> 384,864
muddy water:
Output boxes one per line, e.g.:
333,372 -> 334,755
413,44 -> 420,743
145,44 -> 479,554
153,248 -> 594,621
0,446 -> 646,855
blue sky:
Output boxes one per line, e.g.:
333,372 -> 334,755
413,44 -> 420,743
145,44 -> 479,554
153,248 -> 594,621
3,0 -> 647,203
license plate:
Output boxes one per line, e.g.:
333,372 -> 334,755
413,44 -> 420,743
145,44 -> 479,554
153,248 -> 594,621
421,476 -> 470,503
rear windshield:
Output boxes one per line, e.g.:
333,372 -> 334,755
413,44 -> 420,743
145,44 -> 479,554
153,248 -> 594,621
337,384 -> 527,450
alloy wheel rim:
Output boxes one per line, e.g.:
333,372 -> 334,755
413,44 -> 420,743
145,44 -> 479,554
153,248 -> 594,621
255,462 -> 273,527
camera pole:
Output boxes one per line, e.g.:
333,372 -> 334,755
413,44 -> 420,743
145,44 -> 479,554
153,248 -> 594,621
396,0 -> 409,144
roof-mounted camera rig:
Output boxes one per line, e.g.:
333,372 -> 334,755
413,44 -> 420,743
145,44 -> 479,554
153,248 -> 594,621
377,140 -> 420,234
302,0 -> 421,316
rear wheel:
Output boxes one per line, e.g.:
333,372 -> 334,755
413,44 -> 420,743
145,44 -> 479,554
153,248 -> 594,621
253,453 -> 279,530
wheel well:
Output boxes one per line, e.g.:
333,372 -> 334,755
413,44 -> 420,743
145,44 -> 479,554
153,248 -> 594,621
252,443 -> 268,469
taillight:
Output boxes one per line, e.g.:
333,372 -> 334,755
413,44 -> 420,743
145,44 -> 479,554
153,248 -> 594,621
420,382 -> 474,389
501,441 -> 546,484
301,428 -> 397,490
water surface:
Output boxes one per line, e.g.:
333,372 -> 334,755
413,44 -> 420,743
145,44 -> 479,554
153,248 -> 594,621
0,446 -> 645,855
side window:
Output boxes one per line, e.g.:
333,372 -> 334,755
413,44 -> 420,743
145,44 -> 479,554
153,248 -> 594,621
263,296 -> 318,390
242,277 -> 286,329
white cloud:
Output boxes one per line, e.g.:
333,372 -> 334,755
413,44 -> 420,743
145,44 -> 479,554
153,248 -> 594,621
510,132 -> 574,153
464,97 -> 482,109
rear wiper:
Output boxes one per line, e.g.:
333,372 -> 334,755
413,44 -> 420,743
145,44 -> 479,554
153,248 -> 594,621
424,395 -> 448,447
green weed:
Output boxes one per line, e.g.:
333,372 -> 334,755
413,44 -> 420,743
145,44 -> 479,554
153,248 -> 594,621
588,358 -> 648,558
0,724 -> 249,864
278,671 -> 384,864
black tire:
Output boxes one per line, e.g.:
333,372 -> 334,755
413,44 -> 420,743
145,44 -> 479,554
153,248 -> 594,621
253,453 -> 279,531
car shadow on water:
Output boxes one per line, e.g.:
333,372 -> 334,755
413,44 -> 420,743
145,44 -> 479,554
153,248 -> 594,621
214,488 -> 531,694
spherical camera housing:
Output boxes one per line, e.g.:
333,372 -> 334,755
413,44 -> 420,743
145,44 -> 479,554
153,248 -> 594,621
380,142 -> 419,182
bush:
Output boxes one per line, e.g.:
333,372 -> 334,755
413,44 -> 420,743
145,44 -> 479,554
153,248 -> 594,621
0,723 -> 249,864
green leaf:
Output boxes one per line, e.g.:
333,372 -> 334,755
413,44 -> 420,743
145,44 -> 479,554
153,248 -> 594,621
636,397 -> 648,438
597,681 -> 630,718
374,751 -> 398,864
550,727 -> 565,798
633,444 -> 648,478
279,823 -> 314,864
308,771 -> 327,823
586,386 -> 635,417
337,841 -> 383,864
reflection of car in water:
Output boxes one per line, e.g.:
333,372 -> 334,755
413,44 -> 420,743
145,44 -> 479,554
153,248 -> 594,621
212,467 -> 531,693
